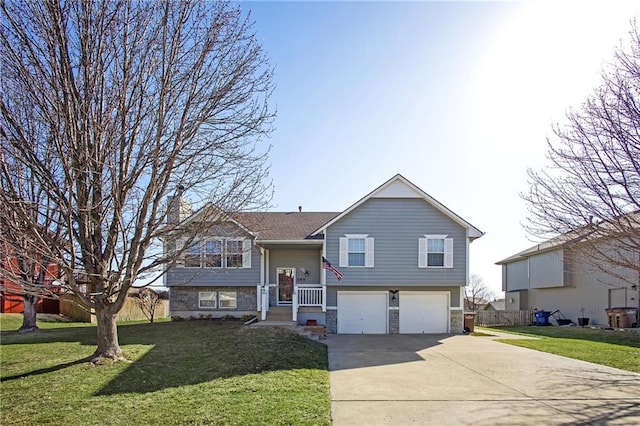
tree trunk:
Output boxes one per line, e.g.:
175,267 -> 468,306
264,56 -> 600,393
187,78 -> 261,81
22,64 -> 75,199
19,294 -> 39,333
92,307 -> 124,361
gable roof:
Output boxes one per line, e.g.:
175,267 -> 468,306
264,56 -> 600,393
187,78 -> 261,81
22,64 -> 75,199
495,239 -> 565,264
234,212 -> 339,241
488,299 -> 505,310
310,174 -> 484,239
495,210 -> 640,265
174,203 -> 256,237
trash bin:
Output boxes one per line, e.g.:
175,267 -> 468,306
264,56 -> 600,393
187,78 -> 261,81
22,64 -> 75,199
628,308 -> 639,328
463,313 -> 476,333
534,310 -> 551,326
616,308 -> 638,328
605,308 -> 615,327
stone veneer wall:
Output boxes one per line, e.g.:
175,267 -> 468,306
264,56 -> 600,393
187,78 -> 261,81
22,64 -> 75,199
170,286 -> 256,318
326,310 -> 337,333
388,310 -> 399,334
450,309 -> 463,333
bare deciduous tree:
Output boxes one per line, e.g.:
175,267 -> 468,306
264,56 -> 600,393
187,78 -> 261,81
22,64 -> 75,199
524,21 -> 640,279
133,288 -> 161,324
0,103 -> 63,332
464,274 -> 493,311
0,0 -> 274,361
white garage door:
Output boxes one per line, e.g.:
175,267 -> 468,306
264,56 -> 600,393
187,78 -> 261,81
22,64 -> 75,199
337,292 -> 387,334
399,292 -> 449,333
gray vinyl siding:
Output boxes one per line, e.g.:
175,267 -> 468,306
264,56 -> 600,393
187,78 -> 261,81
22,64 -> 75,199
530,249 -> 565,288
326,285 -> 461,308
505,259 -> 529,291
325,198 -> 467,285
165,221 -> 260,287
506,245 -> 640,325
523,280 -> 617,326
268,249 -> 322,285
165,242 -> 260,286
505,291 -> 522,310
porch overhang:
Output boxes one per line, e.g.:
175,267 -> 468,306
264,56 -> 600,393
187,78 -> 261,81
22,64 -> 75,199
257,240 -> 324,251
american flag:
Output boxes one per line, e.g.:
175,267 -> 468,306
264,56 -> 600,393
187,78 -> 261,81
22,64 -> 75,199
322,256 -> 344,282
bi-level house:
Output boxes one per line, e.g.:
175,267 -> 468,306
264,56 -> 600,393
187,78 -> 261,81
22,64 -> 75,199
497,224 -> 640,327
165,174 -> 483,334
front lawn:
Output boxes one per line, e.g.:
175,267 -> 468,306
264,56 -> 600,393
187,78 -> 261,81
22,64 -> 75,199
482,326 -> 640,373
0,314 -> 330,425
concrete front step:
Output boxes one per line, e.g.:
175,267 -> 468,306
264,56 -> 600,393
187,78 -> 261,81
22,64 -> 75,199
265,306 -> 293,321
253,320 -> 296,327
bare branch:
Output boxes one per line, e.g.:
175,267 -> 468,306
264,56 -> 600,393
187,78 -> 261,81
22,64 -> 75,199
523,19 -> 640,278
0,0 -> 273,360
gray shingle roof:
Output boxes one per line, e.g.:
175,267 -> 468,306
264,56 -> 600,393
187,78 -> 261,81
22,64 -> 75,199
233,212 -> 339,241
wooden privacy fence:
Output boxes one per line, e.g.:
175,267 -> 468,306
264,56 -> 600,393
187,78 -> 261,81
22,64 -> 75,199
476,310 -> 535,327
60,294 -> 169,323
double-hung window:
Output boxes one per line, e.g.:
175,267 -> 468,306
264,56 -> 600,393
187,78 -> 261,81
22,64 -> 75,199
199,291 -> 217,308
225,240 -> 244,268
339,234 -> 374,267
218,291 -> 237,308
198,291 -> 237,309
184,242 -> 202,267
348,238 -> 366,266
427,238 -> 445,266
182,238 -> 251,268
419,235 -> 453,268
203,240 -> 222,268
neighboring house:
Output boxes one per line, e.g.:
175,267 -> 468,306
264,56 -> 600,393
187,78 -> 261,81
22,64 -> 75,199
464,297 -> 487,311
481,299 -> 505,311
0,256 -> 61,314
165,174 -> 483,334
496,237 -> 639,326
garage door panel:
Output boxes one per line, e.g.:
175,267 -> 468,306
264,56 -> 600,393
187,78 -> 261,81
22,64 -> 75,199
338,292 -> 387,334
400,292 -> 448,334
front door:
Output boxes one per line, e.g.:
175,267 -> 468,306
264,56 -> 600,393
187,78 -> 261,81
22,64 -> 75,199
277,267 -> 295,304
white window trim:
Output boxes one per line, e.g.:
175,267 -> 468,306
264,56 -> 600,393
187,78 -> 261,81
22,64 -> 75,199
181,239 -> 202,268
242,239 -> 252,269
419,235 -> 453,269
198,291 -> 217,309
225,239 -> 244,269
218,291 -> 237,309
180,238 -> 251,269
203,239 -> 223,269
340,235 -> 374,268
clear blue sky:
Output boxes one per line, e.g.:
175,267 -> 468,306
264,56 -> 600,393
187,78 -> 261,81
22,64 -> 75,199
244,1 -> 639,296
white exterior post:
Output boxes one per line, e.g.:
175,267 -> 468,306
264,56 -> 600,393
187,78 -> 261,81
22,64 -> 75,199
261,285 -> 268,320
292,286 -> 298,322
322,285 -> 327,312
256,284 -> 261,312
320,251 -> 327,312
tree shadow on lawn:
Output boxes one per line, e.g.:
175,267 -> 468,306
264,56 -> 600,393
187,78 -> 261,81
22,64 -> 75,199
1,320 -> 328,395
0,356 -> 96,382
97,321 -> 328,395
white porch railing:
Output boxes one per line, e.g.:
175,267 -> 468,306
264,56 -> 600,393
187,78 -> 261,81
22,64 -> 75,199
259,284 -> 324,322
297,285 -> 323,306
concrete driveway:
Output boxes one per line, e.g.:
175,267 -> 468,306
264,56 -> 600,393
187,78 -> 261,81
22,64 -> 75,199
326,332 -> 640,425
